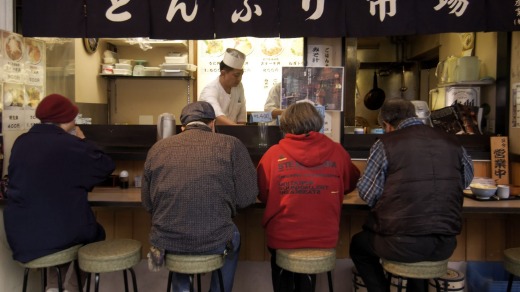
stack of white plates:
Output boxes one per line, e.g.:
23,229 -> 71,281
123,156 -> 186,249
160,63 -> 197,72
160,69 -> 189,77
143,67 -> 160,76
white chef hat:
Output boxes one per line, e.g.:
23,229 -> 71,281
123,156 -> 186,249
223,48 -> 246,69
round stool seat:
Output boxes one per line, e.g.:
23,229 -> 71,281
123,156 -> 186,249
20,244 -> 82,269
382,259 -> 448,279
276,248 -> 336,274
79,239 -> 142,273
165,254 -> 224,274
504,248 -> 520,277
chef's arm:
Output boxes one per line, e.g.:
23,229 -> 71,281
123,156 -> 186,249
270,109 -> 284,119
216,115 -> 241,125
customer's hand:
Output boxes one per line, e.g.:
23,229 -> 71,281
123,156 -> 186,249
74,126 -> 86,139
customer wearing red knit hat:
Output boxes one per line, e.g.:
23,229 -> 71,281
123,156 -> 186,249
4,93 -> 115,292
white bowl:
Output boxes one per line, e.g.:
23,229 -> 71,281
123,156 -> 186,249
470,184 -> 497,199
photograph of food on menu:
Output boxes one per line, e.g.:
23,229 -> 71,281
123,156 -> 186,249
2,83 -> 25,108
229,37 -> 254,55
204,40 -> 225,56
281,67 -> 344,111
26,39 -> 43,65
290,39 -> 304,57
261,38 -> 283,57
25,86 -> 43,109
3,32 -> 24,62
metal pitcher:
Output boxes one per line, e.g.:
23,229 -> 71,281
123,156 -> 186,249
157,113 -> 176,140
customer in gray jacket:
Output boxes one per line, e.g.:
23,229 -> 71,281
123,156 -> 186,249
142,101 -> 258,292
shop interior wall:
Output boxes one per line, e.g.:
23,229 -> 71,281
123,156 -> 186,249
0,0 -> 13,31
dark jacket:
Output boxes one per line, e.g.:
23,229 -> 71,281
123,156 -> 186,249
365,124 -> 464,236
4,124 -> 115,263
142,124 -> 258,253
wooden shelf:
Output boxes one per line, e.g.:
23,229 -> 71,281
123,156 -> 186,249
104,38 -> 188,50
100,75 -> 193,80
438,79 -> 495,87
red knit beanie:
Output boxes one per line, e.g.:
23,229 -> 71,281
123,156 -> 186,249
35,94 -> 79,123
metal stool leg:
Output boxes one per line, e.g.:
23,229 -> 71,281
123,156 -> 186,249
85,273 -> 92,291
129,268 -> 138,292
385,272 -> 393,292
74,260 -> 82,291
166,271 -> 173,292
276,269 -> 284,292
327,271 -> 334,292
217,269 -> 225,292
189,274 -> 194,292
433,278 -> 441,292
123,269 -> 129,292
507,273 -> 515,292
396,275 -> 404,292
22,268 -> 30,292
41,268 -> 46,292
55,266 -> 64,292
196,274 -> 201,292
94,273 -> 100,292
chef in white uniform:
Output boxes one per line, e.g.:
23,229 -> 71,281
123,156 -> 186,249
199,48 -> 247,125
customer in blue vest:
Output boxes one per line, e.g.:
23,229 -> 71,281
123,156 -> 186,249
142,101 -> 258,292
350,98 -> 474,292
4,94 -> 115,292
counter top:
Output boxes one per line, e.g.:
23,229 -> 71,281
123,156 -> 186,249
88,187 -> 520,213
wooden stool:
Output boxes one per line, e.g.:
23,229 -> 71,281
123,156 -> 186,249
276,248 -> 336,292
382,259 -> 449,292
165,253 -> 225,292
19,244 -> 83,292
504,247 -> 520,292
78,239 -> 142,292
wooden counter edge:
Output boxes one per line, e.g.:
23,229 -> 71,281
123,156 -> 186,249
87,187 -> 520,213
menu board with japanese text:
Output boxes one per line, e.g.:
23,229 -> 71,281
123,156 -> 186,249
197,37 -> 304,112
1,30 -> 45,133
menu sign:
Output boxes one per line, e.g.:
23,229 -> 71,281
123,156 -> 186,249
197,37 -> 304,112
1,30 -> 46,132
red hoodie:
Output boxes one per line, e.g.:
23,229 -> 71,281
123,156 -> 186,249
257,131 -> 360,249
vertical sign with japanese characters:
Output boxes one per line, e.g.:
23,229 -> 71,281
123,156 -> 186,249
490,136 -> 509,185
307,45 -> 332,67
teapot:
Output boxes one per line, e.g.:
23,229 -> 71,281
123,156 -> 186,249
157,113 -> 176,140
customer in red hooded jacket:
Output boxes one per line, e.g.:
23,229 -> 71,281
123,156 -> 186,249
257,102 -> 360,292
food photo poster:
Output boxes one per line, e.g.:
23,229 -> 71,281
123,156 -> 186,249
197,37 -> 304,112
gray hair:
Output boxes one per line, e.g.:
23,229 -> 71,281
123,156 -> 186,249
377,98 -> 417,128
280,102 -> 323,135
